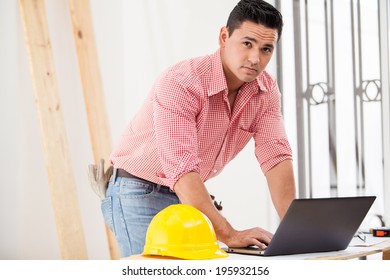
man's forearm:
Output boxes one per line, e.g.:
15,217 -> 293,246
265,160 -> 296,219
173,171 -> 235,244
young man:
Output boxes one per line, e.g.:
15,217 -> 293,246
103,0 -> 296,257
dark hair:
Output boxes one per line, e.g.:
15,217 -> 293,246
226,0 -> 283,41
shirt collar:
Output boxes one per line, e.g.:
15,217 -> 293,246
207,50 -> 228,96
208,49 -> 269,96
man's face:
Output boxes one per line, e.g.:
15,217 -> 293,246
219,21 -> 278,90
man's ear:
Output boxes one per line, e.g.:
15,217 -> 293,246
219,26 -> 229,47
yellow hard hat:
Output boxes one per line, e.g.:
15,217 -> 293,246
142,204 -> 228,260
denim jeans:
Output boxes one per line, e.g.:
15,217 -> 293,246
101,174 -> 180,258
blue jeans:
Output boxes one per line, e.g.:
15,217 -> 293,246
101,173 -> 180,257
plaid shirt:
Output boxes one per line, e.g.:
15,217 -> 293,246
110,50 -> 292,189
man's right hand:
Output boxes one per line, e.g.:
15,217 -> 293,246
222,227 -> 273,250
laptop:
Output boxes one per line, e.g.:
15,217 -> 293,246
225,196 -> 376,256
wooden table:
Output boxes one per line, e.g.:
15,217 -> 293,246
308,238 -> 390,260
126,237 -> 390,260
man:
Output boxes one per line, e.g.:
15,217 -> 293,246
103,0 -> 296,257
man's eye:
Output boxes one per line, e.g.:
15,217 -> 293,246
243,41 -> 252,47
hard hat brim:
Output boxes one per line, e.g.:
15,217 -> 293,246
142,244 -> 228,260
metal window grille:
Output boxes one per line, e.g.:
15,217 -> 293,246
275,0 -> 389,224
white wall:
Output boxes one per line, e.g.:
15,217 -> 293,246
0,0 -> 282,259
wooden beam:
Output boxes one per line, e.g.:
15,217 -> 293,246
67,0 -> 120,259
68,0 -> 112,162
383,248 -> 390,260
18,0 -> 88,259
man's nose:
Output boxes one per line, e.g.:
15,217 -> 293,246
248,52 -> 260,65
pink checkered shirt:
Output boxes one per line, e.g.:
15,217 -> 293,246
110,50 -> 292,189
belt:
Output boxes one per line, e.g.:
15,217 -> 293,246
116,168 -> 144,180
114,168 -> 173,193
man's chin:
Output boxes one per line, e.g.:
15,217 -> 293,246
240,75 -> 259,83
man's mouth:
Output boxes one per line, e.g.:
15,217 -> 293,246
242,66 -> 258,74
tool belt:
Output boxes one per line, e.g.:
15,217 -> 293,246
114,168 -> 173,193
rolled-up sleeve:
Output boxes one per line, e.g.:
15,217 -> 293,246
152,74 -> 202,187
254,80 -> 292,173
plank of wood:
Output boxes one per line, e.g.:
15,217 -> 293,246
383,248 -> 390,260
68,0 -> 120,259
18,0 -> 88,259
67,0 -> 112,162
